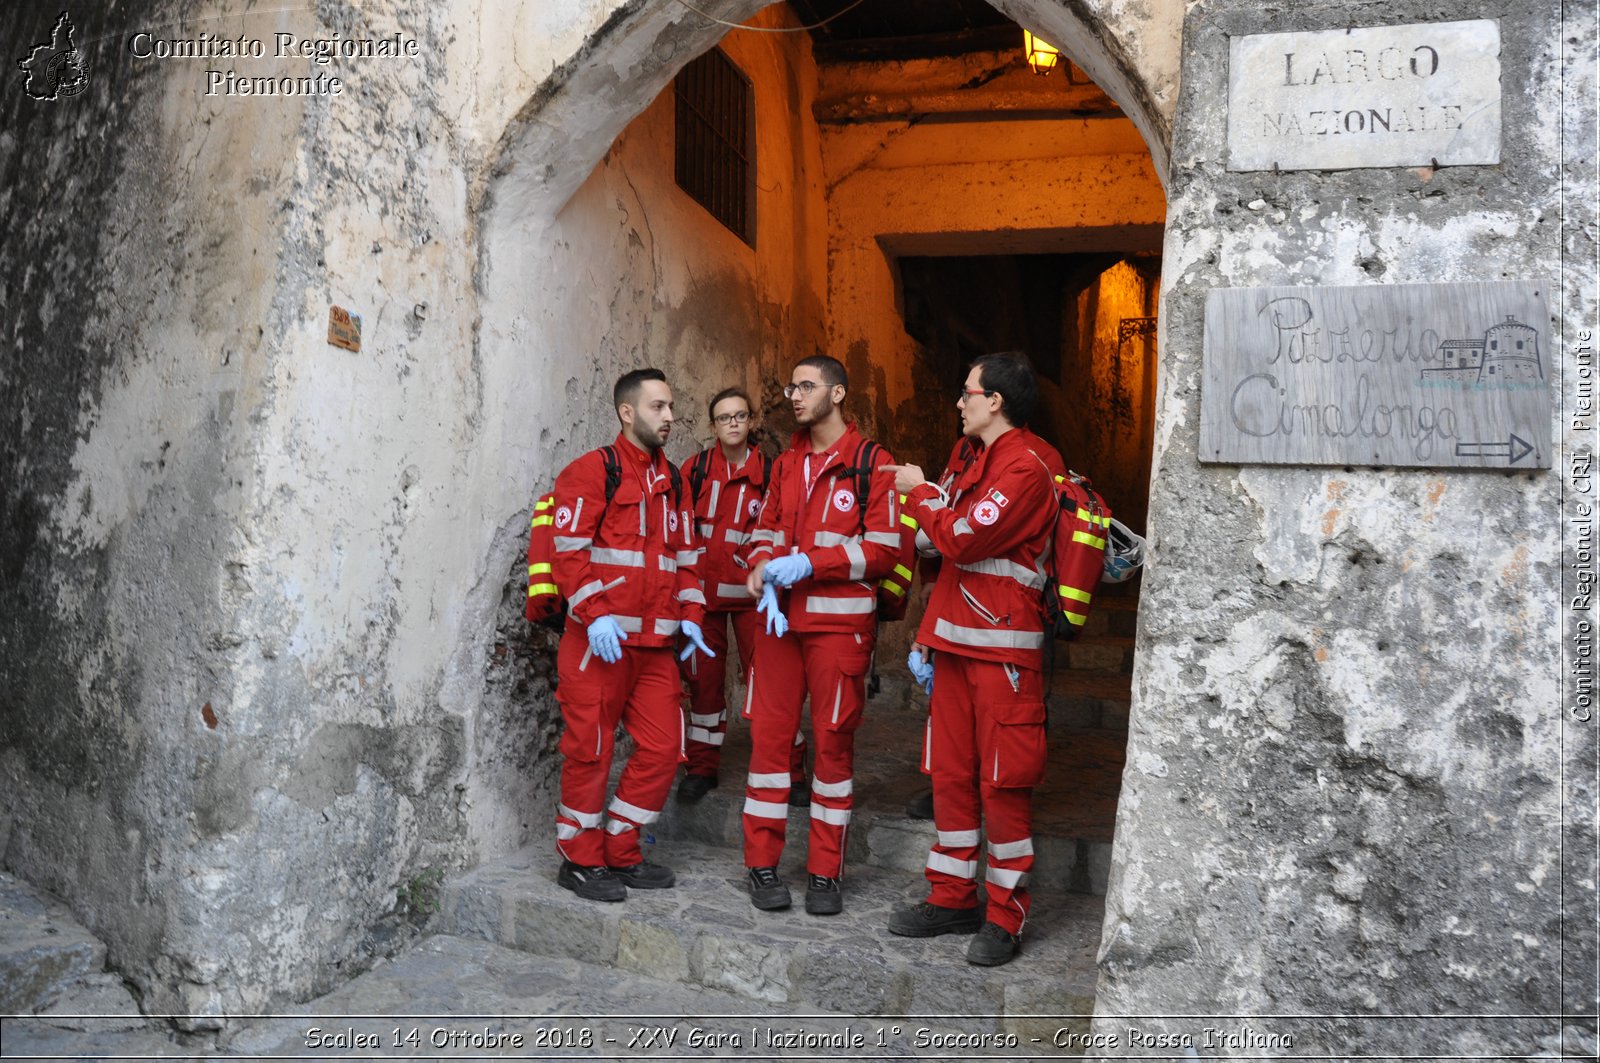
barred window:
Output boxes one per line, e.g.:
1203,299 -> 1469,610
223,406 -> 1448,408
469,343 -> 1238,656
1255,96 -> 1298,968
674,48 -> 755,245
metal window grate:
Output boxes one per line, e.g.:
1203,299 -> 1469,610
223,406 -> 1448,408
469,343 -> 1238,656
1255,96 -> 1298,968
674,48 -> 755,245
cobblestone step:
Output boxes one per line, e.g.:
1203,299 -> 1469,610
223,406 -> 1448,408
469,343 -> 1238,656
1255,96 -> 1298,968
435,838 -> 1102,1031
647,697 -> 1121,895
0,871 -> 117,1016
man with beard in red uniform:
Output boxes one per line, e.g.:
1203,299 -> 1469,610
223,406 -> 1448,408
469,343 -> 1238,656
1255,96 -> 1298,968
677,387 -> 807,802
549,368 -> 714,902
739,355 -> 903,915
882,353 -> 1057,966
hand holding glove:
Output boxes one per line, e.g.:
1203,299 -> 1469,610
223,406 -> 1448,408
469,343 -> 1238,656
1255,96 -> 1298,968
587,615 -> 628,664
679,620 -> 716,662
758,582 -> 789,638
762,553 -> 813,588
907,645 -> 934,695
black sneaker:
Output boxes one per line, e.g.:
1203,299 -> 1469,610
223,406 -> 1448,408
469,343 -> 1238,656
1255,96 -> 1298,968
788,776 -> 811,807
677,774 -> 717,802
804,874 -> 842,915
966,921 -> 1019,966
904,789 -> 934,820
557,860 -> 626,903
747,866 -> 791,910
608,860 -> 675,889
887,900 -> 981,937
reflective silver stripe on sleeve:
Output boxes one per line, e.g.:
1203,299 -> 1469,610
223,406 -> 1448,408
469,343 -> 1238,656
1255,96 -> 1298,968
611,615 -> 645,634
654,618 -> 681,637
938,829 -> 982,848
809,804 -> 851,826
677,550 -> 701,567
686,727 -> 724,745
743,798 -> 789,820
590,547 -> 646,567
558,803 -> 604,828
813,531 -> 859,548
567,579 -> 607,610
811,777 -> 853,798
956,557 -> 1047,590
931,618 -> 1046,650
724,528 -> 751,545
750,529 -> 777,544
952,517 -> 974,537
803,596 -> 876,615
698,522 -> 715,538
608,796 -> 660,825
677,588 -> 706,605
658,556 -> 678,573
988,837 -> 1035,860
927,852 -> 979,879
986,866 -> 1030,889
554,536 -> 593,552
716,582 -> 754,600
865,530 -> 901,548
844,540 -> 867,581
921,495 -> 947,511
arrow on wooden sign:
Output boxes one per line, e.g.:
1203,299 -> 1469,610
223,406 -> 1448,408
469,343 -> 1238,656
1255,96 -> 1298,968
1455,434 -> 1535,465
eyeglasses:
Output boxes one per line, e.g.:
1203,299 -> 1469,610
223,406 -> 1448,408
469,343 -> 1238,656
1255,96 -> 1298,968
783,380 -> 835,399
712,410 -> 751,426
957,387 -> 996,403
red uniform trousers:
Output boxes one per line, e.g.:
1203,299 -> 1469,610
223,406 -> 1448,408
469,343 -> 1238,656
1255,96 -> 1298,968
923,653 -> 1046,935
554,632 -> 684,868
682,609 -> 805,779
742,627 -> 874,877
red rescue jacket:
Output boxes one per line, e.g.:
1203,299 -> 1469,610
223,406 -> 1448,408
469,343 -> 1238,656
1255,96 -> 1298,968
918,427 -> 1065,587
743,423 -> 902,635
907,427 -> 1057,666
551,433 -> 706,648
682,446 -> 769,612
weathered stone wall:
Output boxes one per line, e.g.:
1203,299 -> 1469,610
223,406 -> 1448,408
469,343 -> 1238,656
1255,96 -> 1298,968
1092,0 -> 1594,1055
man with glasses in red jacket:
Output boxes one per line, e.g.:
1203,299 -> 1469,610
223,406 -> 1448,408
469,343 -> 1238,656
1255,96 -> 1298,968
882,353 -> 1058,966
738,355 -> 903,916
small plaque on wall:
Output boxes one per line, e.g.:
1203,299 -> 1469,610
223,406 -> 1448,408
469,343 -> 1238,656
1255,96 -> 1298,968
1227,19 -> 1502,172
1200,281 -> 1551,469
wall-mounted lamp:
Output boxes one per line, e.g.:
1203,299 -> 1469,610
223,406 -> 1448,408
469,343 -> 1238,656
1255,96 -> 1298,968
1023,30 -> 1061,75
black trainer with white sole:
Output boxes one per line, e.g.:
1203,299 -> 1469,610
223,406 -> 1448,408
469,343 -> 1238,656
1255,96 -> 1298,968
557,860 -> 626,903
608,860 -> 676,889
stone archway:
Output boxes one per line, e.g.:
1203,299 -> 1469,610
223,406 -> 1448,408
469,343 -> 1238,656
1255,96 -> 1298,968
464,0 -> 1184,1013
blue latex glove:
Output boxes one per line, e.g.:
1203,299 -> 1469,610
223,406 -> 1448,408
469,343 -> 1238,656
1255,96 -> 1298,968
757,582 -> 789,637
587,615 -> 627,664
763,553 -> 813,588
679,620 -> 716,662
907,648 -> 934,695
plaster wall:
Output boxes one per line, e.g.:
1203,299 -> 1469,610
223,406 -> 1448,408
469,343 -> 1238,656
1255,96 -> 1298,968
817,56 -> 1166,476
1091,0 -> 1594,1055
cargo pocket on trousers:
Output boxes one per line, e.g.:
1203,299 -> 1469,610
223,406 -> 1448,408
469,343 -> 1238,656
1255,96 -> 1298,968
987,697 -> 1047,788
557,693 -> 607,765
822,650 -> 874,734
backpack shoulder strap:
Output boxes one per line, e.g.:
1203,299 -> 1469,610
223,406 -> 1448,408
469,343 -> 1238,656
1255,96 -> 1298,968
760,452 -> 774,493
668,460 -> 684,508
689,449 -> 712,506
852,439 -> 882,531
601,445 -> 622,503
